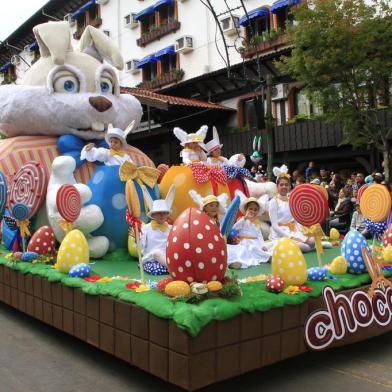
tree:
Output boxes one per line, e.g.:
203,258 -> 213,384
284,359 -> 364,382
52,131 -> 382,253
278,0 -> 392,182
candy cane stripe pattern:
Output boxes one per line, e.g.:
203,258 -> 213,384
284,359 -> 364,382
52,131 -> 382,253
289,184 -> 329,227
360,184 -> 391,223
357,183 -> 368,203
56,184 -> 82,223
9,161 -> 47,219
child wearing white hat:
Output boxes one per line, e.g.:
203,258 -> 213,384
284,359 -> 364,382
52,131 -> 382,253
173,126 -> 208,165
81,122 -> 135,166
140,185 -> 175,275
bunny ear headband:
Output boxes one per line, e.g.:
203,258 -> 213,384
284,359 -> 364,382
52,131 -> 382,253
273,164 -> 290,182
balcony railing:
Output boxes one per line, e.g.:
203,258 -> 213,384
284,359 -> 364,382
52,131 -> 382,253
138,69 -> 184,90
137,20 -> 181,47
241,34 -> 290,59
73,17 -> 103,40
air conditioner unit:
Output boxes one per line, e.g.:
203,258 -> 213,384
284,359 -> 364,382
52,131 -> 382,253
11,55 -> 20,66
175,35 -> 193,54
220,15 -> 240,36
126,59 -> 140,74
64,13 -> 76,27
271,83 -> 288,100
96,0 -> 109,5
103,30 -> 111,37
124,13 -> 138,29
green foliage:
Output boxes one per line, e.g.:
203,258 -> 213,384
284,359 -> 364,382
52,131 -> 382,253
277,0 -> 392,179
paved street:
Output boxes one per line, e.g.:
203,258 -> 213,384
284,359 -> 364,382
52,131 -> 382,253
0,302 -> 391,392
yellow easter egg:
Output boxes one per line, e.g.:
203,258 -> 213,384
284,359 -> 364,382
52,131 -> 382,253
329,228 -> 340,240
329,256 -> 348,274
382,245 -> 392,263
271,238 -> 308,285
128,234 -> 138,258
56,229 -> 89,273
207,281 -> 223,292
164,280 -> 191,297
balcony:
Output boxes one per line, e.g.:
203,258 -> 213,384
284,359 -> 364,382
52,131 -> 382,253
137,20 -> 181,47
240,33 -> 290,59
73,17 -> 103,40
138,69 -> 184,90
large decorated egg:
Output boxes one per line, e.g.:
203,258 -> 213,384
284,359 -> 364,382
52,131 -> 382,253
55,229 -> 89,273
382,245 -> 392,263
341,229 -> 370,274
27,226 -> 56,254
383,224 -> 392,247
329,228 -> 340,241
166,207 -> 227,283
271,238 -> 308,285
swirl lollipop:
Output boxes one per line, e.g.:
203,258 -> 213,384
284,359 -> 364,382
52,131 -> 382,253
11,202 -> 30,252
9,161 -> 47,219
360,184 -> 391,223
56,184 -> 81,233
357,184 -> 368,203
0,171 -> 8,220
289,184 -> 329,266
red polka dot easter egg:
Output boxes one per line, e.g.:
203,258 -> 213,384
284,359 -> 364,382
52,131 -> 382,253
166,207 -> 227,283
27,225 -> 56,255
383,224 -> 392,248
265,275 -> 285,293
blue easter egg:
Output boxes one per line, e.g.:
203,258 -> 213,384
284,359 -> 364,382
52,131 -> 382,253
68,263 -> 91,278
341,229 -> 370,274
307,267 -> 327,281
21,251 -> 39,262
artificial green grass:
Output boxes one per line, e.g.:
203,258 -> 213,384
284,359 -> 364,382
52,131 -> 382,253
0,245 -> 389,337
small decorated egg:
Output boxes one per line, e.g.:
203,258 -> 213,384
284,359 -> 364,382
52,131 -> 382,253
382,245 -> 392,263
13,252 -> 23,260
341,229 -> 370,274
307,267 -> 327,281
166,208 -> 227,283
190,282 -> 208,295
329,228 -> 340,240
271,238 -> 308,285
157,277 -> 174,292
265,275 -> 285,293
68,263 -> 91,278
55,229 -> 89,273
164,280 -> 191,297
207,281 -> 223,292
27,226 -> 56,254
21,251 -> 39,262
383,224 -> 392,248
329,256 -> 348,274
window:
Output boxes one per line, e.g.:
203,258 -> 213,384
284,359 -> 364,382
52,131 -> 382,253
142,62 -> 157,82
158,3 -> 175,24
160,53 -> 177,73
248,15 -> 269,37
275,5 -> 295,30
140,13 -> 156,34
73,3 -> 102,39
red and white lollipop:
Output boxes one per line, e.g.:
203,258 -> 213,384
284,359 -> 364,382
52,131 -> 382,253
56,184 -> 81,233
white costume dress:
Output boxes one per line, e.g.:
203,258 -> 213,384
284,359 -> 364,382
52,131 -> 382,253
140,222 -> 172,264
81,146 -> 133,166
180,148 -> 207,165
268,197 -> 307,242
227,218 -> 272,268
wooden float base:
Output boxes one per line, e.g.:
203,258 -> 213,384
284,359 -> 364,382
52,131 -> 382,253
1,265 -> 391,391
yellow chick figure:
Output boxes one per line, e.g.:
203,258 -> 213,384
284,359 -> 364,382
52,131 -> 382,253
329,256 -> 348,274
382,245 -> 392,263
329,228 -> 340,241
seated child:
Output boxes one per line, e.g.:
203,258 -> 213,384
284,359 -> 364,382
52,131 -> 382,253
205,126 -> 246,167
188,190 -> 228,226
173,126 -> 208,165
140,185 -> 175,275
81,123 -> 134,166
227,191 -> 273,269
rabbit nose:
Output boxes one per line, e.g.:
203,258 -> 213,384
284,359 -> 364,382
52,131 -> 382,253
89,96 -> 112,112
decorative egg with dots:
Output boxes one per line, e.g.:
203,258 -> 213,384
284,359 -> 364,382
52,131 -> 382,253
265,275 -> 285,293
21,251 -> 39,262
383,224 -> 392,248
341,229 -> 370,274
271,238 -> 308,285
27,226 -> 56,255
166,207 -> 227,283
68,263 -> 91,278
382,245 -> 392,263
307,267 -> 328,281
55,229 -> 89,273
329,256 -> 348,274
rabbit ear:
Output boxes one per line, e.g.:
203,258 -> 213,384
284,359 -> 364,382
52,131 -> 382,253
80,26 -> 124,70
33,22 -> 73,64
257,136 -> 262,151
234,189 -> 247,205
124,120 -> 136,137
165,185 -> 176,211
212,126 -> 220,144
173,127 -> 187,143
253,136 -> 257,151
272,166 -> 281,177
141,185 -> 154,211
188,190 -> 203,209
217,193 -> 229,209
196,125 -> 208,139
108,123 -> 114,132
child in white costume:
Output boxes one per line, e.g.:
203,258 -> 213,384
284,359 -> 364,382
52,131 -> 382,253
268,165 -> 315,253
81,122 -> 134,166
227,191 -> 273,269
205,127 -> 246,167
173,126 -> 208,165
189,190 -> 228,226
140,185 -> 175,275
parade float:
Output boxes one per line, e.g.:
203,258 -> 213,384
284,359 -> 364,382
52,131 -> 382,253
1,21 -> 392,391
